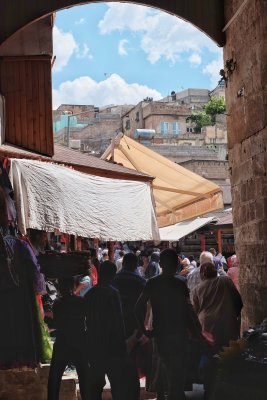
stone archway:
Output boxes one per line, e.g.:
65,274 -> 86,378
0,0 -> 266,329
0,0 -> 225,46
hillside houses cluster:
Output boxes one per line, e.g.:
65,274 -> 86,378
53,83 -> 231,206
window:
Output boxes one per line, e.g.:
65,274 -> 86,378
172,122 -> 181,135
135,112 -> 140,122
160,122 -> 169,134
125,119 -> 130,130
187,127 -> 194,133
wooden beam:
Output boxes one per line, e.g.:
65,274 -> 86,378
100,132 -> 123,160
110,137 -> 115,162
100,145 -> 112,160
107,241 -> 114,263
157,189 -> 222,217
153,184 -> 204,197
118,144 -> 145,173
153,193 -> 175,214
216,229 -> 222,254
200,233 -> 206,251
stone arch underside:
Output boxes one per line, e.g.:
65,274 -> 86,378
0,0 -> 225,46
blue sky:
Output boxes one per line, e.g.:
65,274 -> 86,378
52,2 -> 223,109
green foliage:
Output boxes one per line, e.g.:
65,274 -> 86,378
204,96 -> 226,123
187,97 -> 226,131
186,111 -> 212,132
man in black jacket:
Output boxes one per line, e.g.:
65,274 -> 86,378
113,253 -> 146,338
47,278 -> 89,400
112,253 -> 146,400
84,261 -> 127,400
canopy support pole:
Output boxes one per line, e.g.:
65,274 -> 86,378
118,145 -> 145,173
152,184 -> 206,197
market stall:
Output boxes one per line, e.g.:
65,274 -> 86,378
9,158 -> 159,241
101,133 -> 224,227
159,216 -> 215,241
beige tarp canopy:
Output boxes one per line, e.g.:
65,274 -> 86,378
101,134 -> 224,228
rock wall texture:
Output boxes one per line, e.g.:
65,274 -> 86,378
0,365 -> 77,400
224,0 -> 267,329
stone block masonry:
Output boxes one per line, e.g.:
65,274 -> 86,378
225,0 -> 267,329
229,129 -> 267,329
0,365 -> 77,400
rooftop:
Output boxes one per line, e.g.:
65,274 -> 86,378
0,142 -> 152,182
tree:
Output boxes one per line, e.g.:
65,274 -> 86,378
186,111 -> 212,132
204,96 -> 226,124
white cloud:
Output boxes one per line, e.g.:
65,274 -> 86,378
53,26 -> 93,70
75,17 -> 86,25
76,43 -> 93,60
53,73 -> 162,109
53,26 -> 78,72
99,3 -> 153,33
118,39 -> 128,56
203,55 -> 224,88
188,53 -> 202,67
99,3 -> 222,65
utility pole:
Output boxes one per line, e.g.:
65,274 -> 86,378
65,110 -> 94,148
67,114 -> 71,147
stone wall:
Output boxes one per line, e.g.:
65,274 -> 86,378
69,118 -> 122,152
179,160 -> 229,181
224,0 -> 267,329
179,160 -> 231,205
145,143 -> 223,163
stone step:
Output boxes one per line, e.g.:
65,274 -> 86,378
77,383 -> 204,399
77,386 -> 156,400
0,364 -> 78,400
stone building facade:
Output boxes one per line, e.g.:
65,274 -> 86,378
145,143 -> 227,163
122,97 -> 198,139
122,86 -> 227,149
54,88 -> 227,155
54,114 -> 122,153
202,114 -> 228,148
71,115 -> 122,153
161,88 -> 211,109
179,159 -> 231,205
142,101 -> 190,135
53,104 -> 126,152
55,104 -> 97,118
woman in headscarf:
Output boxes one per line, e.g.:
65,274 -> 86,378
0,186 -> 47,368
192,262 -> 243,353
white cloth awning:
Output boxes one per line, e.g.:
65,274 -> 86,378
10,159 -> 159,241
159,217 -> 214,241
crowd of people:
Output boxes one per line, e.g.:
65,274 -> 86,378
44,245 -> 242,400
0,152 -> 245,400
0,183 -> 242,400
